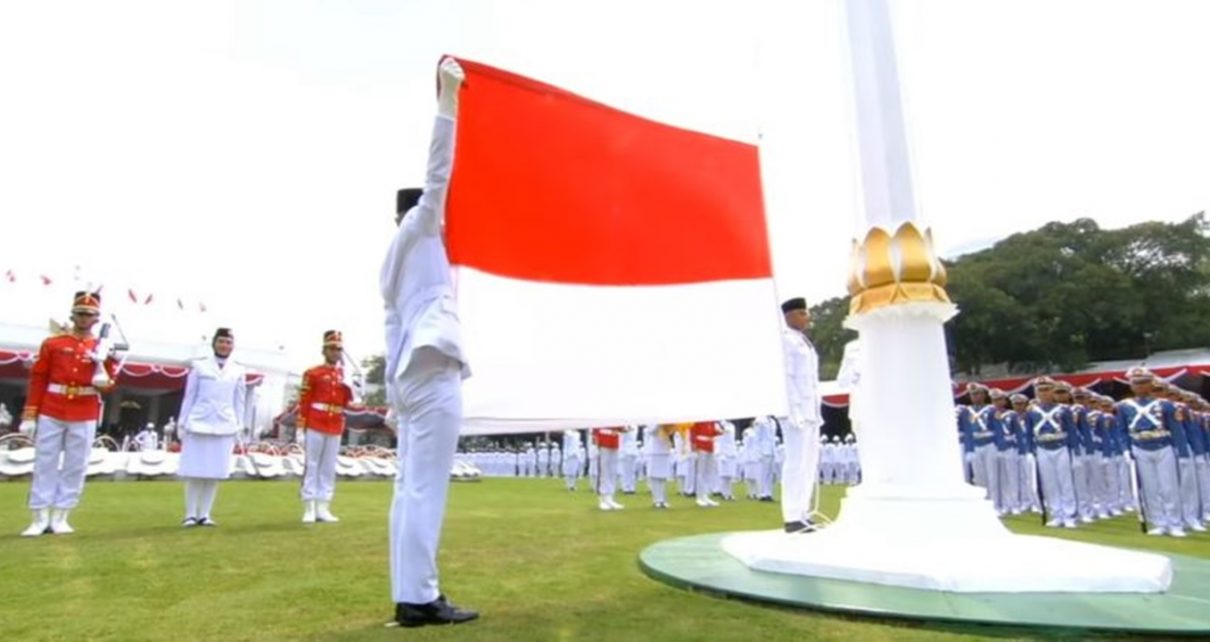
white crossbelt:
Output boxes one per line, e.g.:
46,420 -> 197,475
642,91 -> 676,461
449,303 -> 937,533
1121,398 -> 1162,433
46,383 -> 98,397
1031,405 -> 1062,435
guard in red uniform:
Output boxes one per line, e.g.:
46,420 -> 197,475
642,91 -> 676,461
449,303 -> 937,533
297,330 -> 356,523
19,291 -> 117,537
691,421 -> 723,507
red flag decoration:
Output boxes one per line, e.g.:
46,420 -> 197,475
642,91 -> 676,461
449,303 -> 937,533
144,294 -> 153,305
4,269 -> 14,283
445,58 -> 786,433
40,275 -> 52,286
128,289 -> 138,303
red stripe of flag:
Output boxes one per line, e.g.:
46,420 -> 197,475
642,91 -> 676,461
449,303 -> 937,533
446,58 -> 771,286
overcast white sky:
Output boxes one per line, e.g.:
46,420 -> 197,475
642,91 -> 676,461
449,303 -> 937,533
1,0 -> 1207,371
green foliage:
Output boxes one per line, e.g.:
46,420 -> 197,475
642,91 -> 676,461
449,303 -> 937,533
944,213 -> 1210,373
809,297 -> 857,380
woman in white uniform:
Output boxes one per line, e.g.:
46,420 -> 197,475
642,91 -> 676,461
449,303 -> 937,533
177,327 -> 246,526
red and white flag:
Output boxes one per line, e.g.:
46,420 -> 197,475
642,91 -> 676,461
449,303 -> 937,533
447,58 -> 787,433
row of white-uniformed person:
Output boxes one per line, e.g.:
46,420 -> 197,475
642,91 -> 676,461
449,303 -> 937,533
956,369 -> 1210,538
456,421 -> 862,510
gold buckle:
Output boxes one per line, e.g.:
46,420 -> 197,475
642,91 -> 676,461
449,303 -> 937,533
66,384 -> 78,399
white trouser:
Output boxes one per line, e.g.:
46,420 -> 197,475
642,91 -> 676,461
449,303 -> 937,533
996,450 -> 1020,513
620,454 -> 637,492
1117,455 -> 1136,511
1133,445 -> 1180,531
302,431 -> 341,502
780,420 -> 821,523
1018,453 -> 1040,510
678,453 -> 695,494
757,455 -> 774,498
1097,454 -> 1119,514
1036,446 -> 1076,521
694,452 -> 716,501
1198,456 -> 1210,520
389,348 -> 463,605
1177,456 -> 1202,527
29,415 -> 96,510
970,443 -> 999,505
596,448 -> 618,497
1071,452 -> 1094,519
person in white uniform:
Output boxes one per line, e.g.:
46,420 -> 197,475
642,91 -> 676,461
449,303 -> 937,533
778,297 -> 823,533
620,427 -> 639,494
645,424 -> 674,508
177,327 -> 246,527
751,416 -> 777,501
381,57 -> 477,628
561,430 -> 583,490
714,420 -> 738,500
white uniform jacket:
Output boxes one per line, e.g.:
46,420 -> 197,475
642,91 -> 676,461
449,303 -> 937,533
380,115 -> 470,383
178,357 -> 247,436
781,325 -> 822,430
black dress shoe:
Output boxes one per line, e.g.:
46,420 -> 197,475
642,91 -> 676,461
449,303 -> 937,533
395,595 -> 479,628
784,520 -> 816,534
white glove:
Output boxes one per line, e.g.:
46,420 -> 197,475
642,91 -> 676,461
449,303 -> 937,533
295,428 -> 306,444
963,452 -> 974,464
19,418 -> 36,435
437,57 -> 465,118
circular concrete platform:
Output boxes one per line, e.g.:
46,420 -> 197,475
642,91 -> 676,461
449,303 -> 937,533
639,532 -> 1210,635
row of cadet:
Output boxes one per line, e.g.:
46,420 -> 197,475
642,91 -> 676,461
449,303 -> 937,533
460,421 -> 861,510
956,368 -> 1210,538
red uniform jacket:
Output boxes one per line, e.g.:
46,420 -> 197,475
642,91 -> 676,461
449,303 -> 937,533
593,427 -> 623,450
24,333 -> 117,423
297,363 -> 354,435
690,422 -> 721,454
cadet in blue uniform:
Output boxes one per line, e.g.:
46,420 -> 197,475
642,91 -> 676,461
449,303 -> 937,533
1053,382 -> 1094,524
1011,393 -> 1042,513
960,384 -> 1000,506
1023,377 -> 1078,528
1164,386 -> 1206,532
989,388 -> 1022,515
1115,368 -> 1186,537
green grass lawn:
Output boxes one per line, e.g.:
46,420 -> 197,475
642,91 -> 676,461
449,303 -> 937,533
2,478 -> 1208,641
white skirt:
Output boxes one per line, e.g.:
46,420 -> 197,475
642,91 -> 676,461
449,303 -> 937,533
179,432 -> 236,479
646,453 -> 671,480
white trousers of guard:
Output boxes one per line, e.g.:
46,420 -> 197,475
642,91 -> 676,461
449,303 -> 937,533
389,348 -> 462,605
1036,447 -> 1076,522
970,443 -> 1000,507
780,420 -> 821,523
996,450 -> 1020,513
1071,452 -> 1095,519
1117,455 -> 1136,511
1177,456 -> 1203,527
694,452 -> 716,502
620,454 -> 637,493
596,448 -> 618,497
302,431 -> 341,502
1018,453 -> 1041,511
29,416 -> 96,510
1133,445 -> 1181,531
1198,456 -> 1210,520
